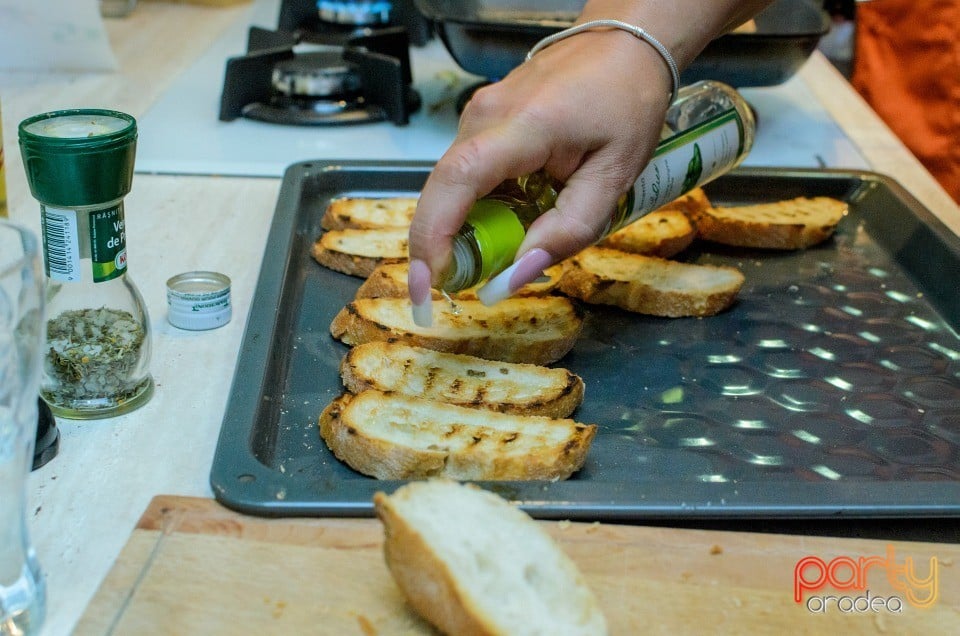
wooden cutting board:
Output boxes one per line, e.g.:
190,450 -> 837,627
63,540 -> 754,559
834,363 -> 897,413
76,496 -> 959,635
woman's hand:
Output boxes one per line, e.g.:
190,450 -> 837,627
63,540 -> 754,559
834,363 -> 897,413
407,0 -> 772,322
408,27 -> 672,314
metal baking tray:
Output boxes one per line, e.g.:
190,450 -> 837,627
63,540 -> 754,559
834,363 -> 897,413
211,161 -> 960,521
413,0 -> 829,86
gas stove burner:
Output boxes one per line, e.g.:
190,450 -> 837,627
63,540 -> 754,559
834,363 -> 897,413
244,51 -> 388,126
318,1 -> 392,26
220,26 -> 420,126
242,95 -> 388,126
277,0 -> 432,47
271,52 -> 362,98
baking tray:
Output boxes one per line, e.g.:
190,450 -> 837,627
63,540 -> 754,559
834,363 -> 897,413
413,0 -> 829,86
211,161 -> 960,521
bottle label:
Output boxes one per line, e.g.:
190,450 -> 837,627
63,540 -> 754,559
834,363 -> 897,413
624,108 -> 743,227
40,205 -> 128,283
89,205 -> 127,282
466,199 -> 526,280
41,207 -> 82,282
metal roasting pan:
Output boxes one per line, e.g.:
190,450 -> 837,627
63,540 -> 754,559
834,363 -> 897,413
413,0 -> 830,86
211,160 -> 960,531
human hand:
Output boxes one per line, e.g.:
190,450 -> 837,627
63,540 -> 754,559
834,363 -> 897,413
407,26 -> 674,318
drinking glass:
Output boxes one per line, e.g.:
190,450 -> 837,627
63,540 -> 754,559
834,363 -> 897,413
0,220 -> 46,636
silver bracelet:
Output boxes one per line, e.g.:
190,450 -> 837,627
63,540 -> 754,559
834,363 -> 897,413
526,19 -> 680,105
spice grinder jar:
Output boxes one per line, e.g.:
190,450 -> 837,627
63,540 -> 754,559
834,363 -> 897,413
19,109 -> 153,419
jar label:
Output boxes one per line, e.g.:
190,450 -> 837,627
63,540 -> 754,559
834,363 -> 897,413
41,207 -> 82,282
89,205 -> 127,282
624,108 -> 743,227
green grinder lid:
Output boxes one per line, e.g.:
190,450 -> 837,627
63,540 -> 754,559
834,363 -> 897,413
18,109 -> 137,208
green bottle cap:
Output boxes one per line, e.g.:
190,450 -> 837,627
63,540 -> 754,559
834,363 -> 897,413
18,109 -> 137,208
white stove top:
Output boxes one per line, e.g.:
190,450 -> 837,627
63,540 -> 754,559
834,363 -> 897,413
136,0 -> 868,177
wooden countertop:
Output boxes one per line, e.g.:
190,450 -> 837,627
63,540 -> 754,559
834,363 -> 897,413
2,3 -> 959,635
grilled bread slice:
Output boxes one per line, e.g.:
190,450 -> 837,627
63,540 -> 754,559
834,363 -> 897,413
598,209 -> 697,257
321,196 -> 418,231
658,186 -> 712,217
341,341 -> 584,418
330,296 -> 584,365
311,227 -> 408,277
558,246 -> 744,317
374,480 -> 608,636
355,261 -> 564,300
691,196 -> 848,249
320,390 -> 596,480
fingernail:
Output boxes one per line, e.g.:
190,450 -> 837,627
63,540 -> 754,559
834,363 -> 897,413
477,248 -> 552,306
408,259 -> 433,328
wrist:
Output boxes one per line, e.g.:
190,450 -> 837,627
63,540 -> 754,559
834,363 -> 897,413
577,0 -> 754,69
527,20 -> 680,105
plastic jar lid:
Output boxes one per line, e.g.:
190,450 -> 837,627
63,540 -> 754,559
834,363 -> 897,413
166,271 -> 232,331
18,109 -> 137,208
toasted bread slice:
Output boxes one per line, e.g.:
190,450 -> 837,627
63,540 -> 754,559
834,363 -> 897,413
320,390 -> 596,480
374,480 -> 608,636
355,261 -> 563,300
659,187 -> 713,217
330,296 -> 583,365
321,196 -> 418,231
558,246 -> 744,317
692,196 -> 848,249
598,209 -> 697,257
311,227 -> 408,277
341,341 -> 584,418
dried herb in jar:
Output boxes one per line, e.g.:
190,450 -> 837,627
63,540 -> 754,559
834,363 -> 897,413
45,307 -> 146,403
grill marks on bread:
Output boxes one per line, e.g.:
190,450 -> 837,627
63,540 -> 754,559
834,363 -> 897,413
340,342 -> 584,418
330,297 -> 584,365
321,196 -> 418,231
319,390 -> 595,480
689,196 -> 848,249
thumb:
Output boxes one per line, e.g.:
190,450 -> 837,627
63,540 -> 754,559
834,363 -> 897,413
517,162 -> 636,261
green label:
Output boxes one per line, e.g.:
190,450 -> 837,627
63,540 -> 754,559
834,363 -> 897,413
465,199 -> 526,280
89,205 -> 127,282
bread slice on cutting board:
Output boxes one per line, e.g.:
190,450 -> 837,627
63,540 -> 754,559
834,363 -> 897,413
355,261 -> 564,300
340,341 -> 584,418
321,196 -> 418,231
311,227 -> 408,277
374,480 -> 609,636
319,390 -> 596,481
558,246 -> 744,317
690,196 -> 848,249
330,296 -> 584,365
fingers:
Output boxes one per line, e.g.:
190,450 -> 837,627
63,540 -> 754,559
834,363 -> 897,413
407,86 -> 557,276
518,160 -> 636,261
407,122 -> 551,325
474,155 -> 637,305
410,26 -> 674,308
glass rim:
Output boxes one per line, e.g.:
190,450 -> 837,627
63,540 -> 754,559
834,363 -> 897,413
0,219 -> 39,280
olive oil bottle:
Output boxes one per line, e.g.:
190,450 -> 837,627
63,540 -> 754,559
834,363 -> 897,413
435,80 -> 756,294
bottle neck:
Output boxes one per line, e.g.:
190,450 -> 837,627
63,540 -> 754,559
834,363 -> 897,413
436,228 -> 482,293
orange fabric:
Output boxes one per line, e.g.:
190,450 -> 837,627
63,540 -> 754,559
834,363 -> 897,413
852,0 -> 960,203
